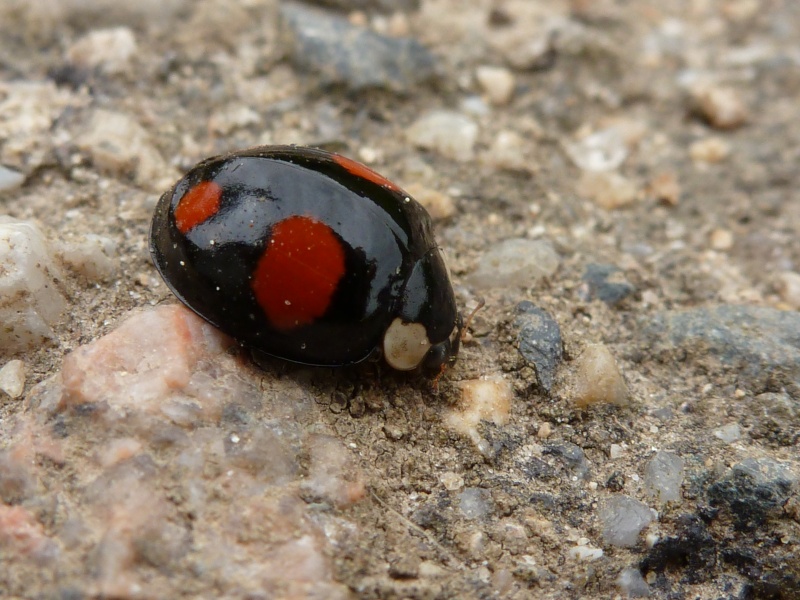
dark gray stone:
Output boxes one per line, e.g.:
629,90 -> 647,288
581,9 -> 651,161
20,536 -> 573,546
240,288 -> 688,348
644,305 -> 800,389
515,302 -> 562,392
516,456 -> 557,481
279,3 -> 438,92
304,0 -> 420,13
543,442 -> 589,479
640,514 -> 717,584
411,491 -> 452,534
746,392 -> 800,447
707,458 -> 797,531
579,263 -> 635,306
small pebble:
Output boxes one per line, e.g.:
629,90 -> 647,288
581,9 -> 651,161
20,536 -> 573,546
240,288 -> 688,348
495,519 -> 528,554
617,567 -> 650,598
388,553 -> 419,580
609,444 -> 625,459
0,81 -> 74,172
544,442 -> 590,479
515,302 -> 562,392
418,561 -> 448,579
66,27 -> 137,75
208,105 -> 260,136
709,228 -> 733,250
405,183 -> 456,220
406,110 -> 479,162
567,545 -> 604,561
469,238 -> 559,289
440,472 -> 464,491
691,85 -> 748,130
481,130 -> 533,172
564,127 -> 629,172
444,376 -> 512,453
279,3 -> 437,93
0,165 -> 25,191
0,360 -> 26,398
492,569 -> 515,595
645,533 -> 660,549
689,137 -> 730,163
356,146 -> 381,164
643,451 -> 684,504
745,392 -> 800,446
458,487 -> 493,520
713,423 -> 742,443
775,271 -> 800,309
722,0 -> 760,21
76,109 -> 171,191
649,171 -> 680,206
599,495 -> 655,548
461,531 -> 487,559
577,171 -> 638,210
569,344 -> 630,408
56,234 -> 118,280
579,263 -> 635,306
459,95 -> 490,117
486,12 -> 554,70
0,217 -> 67,354
475,65 -> 515,106
385,12 -> 411,37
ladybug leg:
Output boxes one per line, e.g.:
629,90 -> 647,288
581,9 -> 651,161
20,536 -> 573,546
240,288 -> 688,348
430,363 -> 447,394
364,345 -> 384,365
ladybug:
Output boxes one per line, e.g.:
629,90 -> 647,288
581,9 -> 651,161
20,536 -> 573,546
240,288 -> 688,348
149,145 -> 463,375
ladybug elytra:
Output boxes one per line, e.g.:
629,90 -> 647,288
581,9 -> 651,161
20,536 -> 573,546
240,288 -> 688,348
149,145 -> 463,376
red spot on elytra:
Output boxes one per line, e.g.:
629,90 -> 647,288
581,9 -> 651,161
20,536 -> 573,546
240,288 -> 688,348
332,154 -> 402,193
174,181 -> 222,234
251,215 -> 346,330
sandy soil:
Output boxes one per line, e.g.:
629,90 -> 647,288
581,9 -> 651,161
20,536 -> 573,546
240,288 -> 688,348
1,1 -> 799,598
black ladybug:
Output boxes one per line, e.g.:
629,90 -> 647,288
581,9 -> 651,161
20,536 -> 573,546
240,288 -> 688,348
149,145 -> 463,375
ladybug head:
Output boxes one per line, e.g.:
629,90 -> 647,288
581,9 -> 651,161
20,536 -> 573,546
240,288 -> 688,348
382,248 -> 463,376
419,311 -> 463,375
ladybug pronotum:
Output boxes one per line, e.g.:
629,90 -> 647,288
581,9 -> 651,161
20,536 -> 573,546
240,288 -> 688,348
150,145 -> 463,376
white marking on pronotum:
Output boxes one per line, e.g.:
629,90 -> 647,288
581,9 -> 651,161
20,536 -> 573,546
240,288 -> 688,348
383,318 -> 431,371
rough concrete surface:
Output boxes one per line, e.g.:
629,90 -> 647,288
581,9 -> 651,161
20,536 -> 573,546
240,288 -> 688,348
1,1 -> 799,598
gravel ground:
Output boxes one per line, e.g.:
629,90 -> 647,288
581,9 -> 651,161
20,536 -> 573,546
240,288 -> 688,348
1,1 -> 799,598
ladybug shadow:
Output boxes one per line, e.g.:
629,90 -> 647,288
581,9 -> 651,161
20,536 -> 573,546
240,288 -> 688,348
241,347 -> 446,414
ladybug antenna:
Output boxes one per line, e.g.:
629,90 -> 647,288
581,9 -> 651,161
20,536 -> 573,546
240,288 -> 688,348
461,297 -> 485,342
431,362 -> 447,393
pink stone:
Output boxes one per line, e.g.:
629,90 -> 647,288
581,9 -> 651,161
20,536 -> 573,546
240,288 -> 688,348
0,503 -> 56,560
304,434 -> 366,508
59,305 -> 233,418
11,303 -> 364,597
98,438 -> 142,468
0,419 -> 64,503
